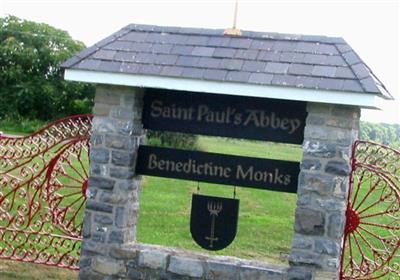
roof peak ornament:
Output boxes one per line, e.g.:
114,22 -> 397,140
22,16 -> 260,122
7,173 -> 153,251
224,0 -> 242,36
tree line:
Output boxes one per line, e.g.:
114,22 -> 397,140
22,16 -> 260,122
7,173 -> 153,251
0,15 -> 197,148
360,121 -> 400,147
0,15 -> 94,121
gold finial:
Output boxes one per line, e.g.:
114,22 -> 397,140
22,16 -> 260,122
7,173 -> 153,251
224,0 -> 242,36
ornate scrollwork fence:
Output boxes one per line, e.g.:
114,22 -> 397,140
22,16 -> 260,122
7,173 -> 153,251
1,117 -> 399,277
0,115 -> 92,270
340,140 -> 400,279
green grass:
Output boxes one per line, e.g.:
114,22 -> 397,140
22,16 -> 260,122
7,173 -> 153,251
0,261 -> 78,280
0,117 -> 45,135
197,137 -> 302,161
137,136 -> 302,263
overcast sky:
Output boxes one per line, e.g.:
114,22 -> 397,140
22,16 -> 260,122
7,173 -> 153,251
2,0 -> 399,124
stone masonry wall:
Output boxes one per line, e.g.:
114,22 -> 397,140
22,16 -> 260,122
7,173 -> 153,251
79,86 -> 360,280
79,85 -> 146,279
288,103 -> 360,280
79,85 -> 293,280
90,243 -> 288,280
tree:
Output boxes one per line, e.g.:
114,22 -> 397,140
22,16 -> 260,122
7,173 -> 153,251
360,121 -> 400,147
0,15 -> 94,121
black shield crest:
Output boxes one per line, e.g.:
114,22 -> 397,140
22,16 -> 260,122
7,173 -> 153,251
190,194 -> 239,251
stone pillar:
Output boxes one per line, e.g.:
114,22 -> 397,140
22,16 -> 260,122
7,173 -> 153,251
288,103 -> 360,280
79,85 -> 145,279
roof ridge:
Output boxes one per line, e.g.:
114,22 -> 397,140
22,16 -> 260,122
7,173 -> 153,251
361,64 -> 392,99
331,42 -> 365,92
125,23 -> 345,44
61,26 -> 132,69
335,42 -> 393,99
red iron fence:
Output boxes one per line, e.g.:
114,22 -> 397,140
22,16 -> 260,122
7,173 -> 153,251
340,140 -> 400,279
1,116 -> 399,277
0,115 -> 92,270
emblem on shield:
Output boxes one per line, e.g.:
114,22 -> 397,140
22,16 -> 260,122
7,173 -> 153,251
190,194 -> 239,251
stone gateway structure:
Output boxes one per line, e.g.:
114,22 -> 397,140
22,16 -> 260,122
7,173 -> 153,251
62,24 -> 392,280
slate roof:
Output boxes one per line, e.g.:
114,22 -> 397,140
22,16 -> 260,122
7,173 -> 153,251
62,24 -> 392,99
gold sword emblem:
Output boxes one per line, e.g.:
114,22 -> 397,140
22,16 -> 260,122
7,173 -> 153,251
205,201 -> 223,248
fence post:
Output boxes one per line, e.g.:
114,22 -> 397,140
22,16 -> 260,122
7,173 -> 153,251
79,85 -> 145,279
288,103 -> 360,279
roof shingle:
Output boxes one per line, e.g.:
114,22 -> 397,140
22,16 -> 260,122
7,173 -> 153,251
62,23 -> 392,99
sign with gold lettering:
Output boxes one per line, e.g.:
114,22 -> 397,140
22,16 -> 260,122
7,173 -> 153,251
143,89 -> 307,144
136,146 -> 300,193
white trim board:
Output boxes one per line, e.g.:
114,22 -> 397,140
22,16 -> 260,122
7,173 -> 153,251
64,69 -> 383,109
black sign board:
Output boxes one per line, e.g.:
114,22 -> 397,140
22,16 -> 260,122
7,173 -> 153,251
136,146 -> 300,193
190,194 -> 239,251
143,89 -> 307,144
